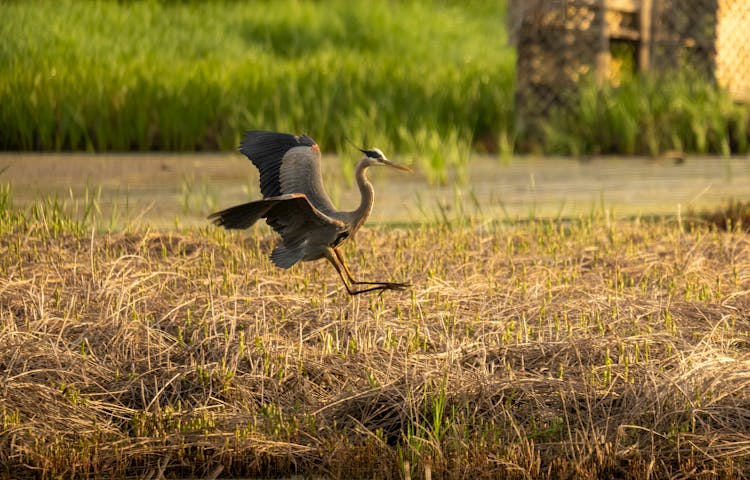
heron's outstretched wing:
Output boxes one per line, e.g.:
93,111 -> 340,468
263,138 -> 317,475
239,130 -> 337,215
239,131 -> 313,198
263,195 -> 344,268
208,194 -> 345,269
207,199 -> 275,230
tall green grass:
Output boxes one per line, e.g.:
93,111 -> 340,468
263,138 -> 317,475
1,1 -> 747,160
0,0 -> 514,166
540,71 -> 750,156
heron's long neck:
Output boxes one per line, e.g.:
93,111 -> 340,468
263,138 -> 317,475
350,160 -> 374,232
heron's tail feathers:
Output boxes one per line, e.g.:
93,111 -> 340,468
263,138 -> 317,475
270,244 -> 304,269
208,201 -> 272,229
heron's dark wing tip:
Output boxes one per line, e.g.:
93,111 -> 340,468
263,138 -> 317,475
270,244 -> 305,269
238,131 -> 321,198
208,200 -> 273,230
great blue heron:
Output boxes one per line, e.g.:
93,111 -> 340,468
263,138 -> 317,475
209,130 -> 412,295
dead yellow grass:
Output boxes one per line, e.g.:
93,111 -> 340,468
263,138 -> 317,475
1,211 -> 749,478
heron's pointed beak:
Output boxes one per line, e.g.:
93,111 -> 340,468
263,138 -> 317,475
382,159 -> 412,172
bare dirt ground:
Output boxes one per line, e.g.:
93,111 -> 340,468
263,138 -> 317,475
1,153 -> 748,227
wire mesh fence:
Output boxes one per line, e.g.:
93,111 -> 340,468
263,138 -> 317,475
510,0 -> 750,137
714,0 -> 750,102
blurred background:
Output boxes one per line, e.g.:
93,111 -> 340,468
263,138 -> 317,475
1,0 -> 748,226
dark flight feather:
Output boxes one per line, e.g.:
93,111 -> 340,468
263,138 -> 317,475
239,130 -> 316,198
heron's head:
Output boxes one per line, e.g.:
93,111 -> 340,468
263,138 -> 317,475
359,147 -> 412,172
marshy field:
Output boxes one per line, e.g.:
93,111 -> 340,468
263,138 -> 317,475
2,0 -> 750,478
1,159 -> 750,478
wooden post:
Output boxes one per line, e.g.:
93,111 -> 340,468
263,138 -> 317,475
639,0 -> 652,71
596,0 -> 611,85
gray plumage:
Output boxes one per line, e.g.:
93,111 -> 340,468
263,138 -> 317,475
209,130 -> 411,295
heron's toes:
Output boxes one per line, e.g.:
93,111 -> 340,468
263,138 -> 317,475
385,282 -> 410,291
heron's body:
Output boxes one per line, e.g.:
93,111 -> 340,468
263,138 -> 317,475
209,130 -> 410,295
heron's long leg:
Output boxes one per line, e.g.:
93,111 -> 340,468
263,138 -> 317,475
334,247 -> 410,288
333,247 -> 357,284
325,249 -> 404,295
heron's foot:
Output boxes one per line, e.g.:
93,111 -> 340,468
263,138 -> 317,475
352,281 -> 410,290
346,281 -> 411,295
383,281 -> 410,291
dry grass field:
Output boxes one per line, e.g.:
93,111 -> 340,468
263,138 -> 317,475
1,197 -> 750,479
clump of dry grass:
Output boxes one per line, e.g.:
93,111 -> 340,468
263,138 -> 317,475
1,202 -> 749,479
694,199 -> 750,233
